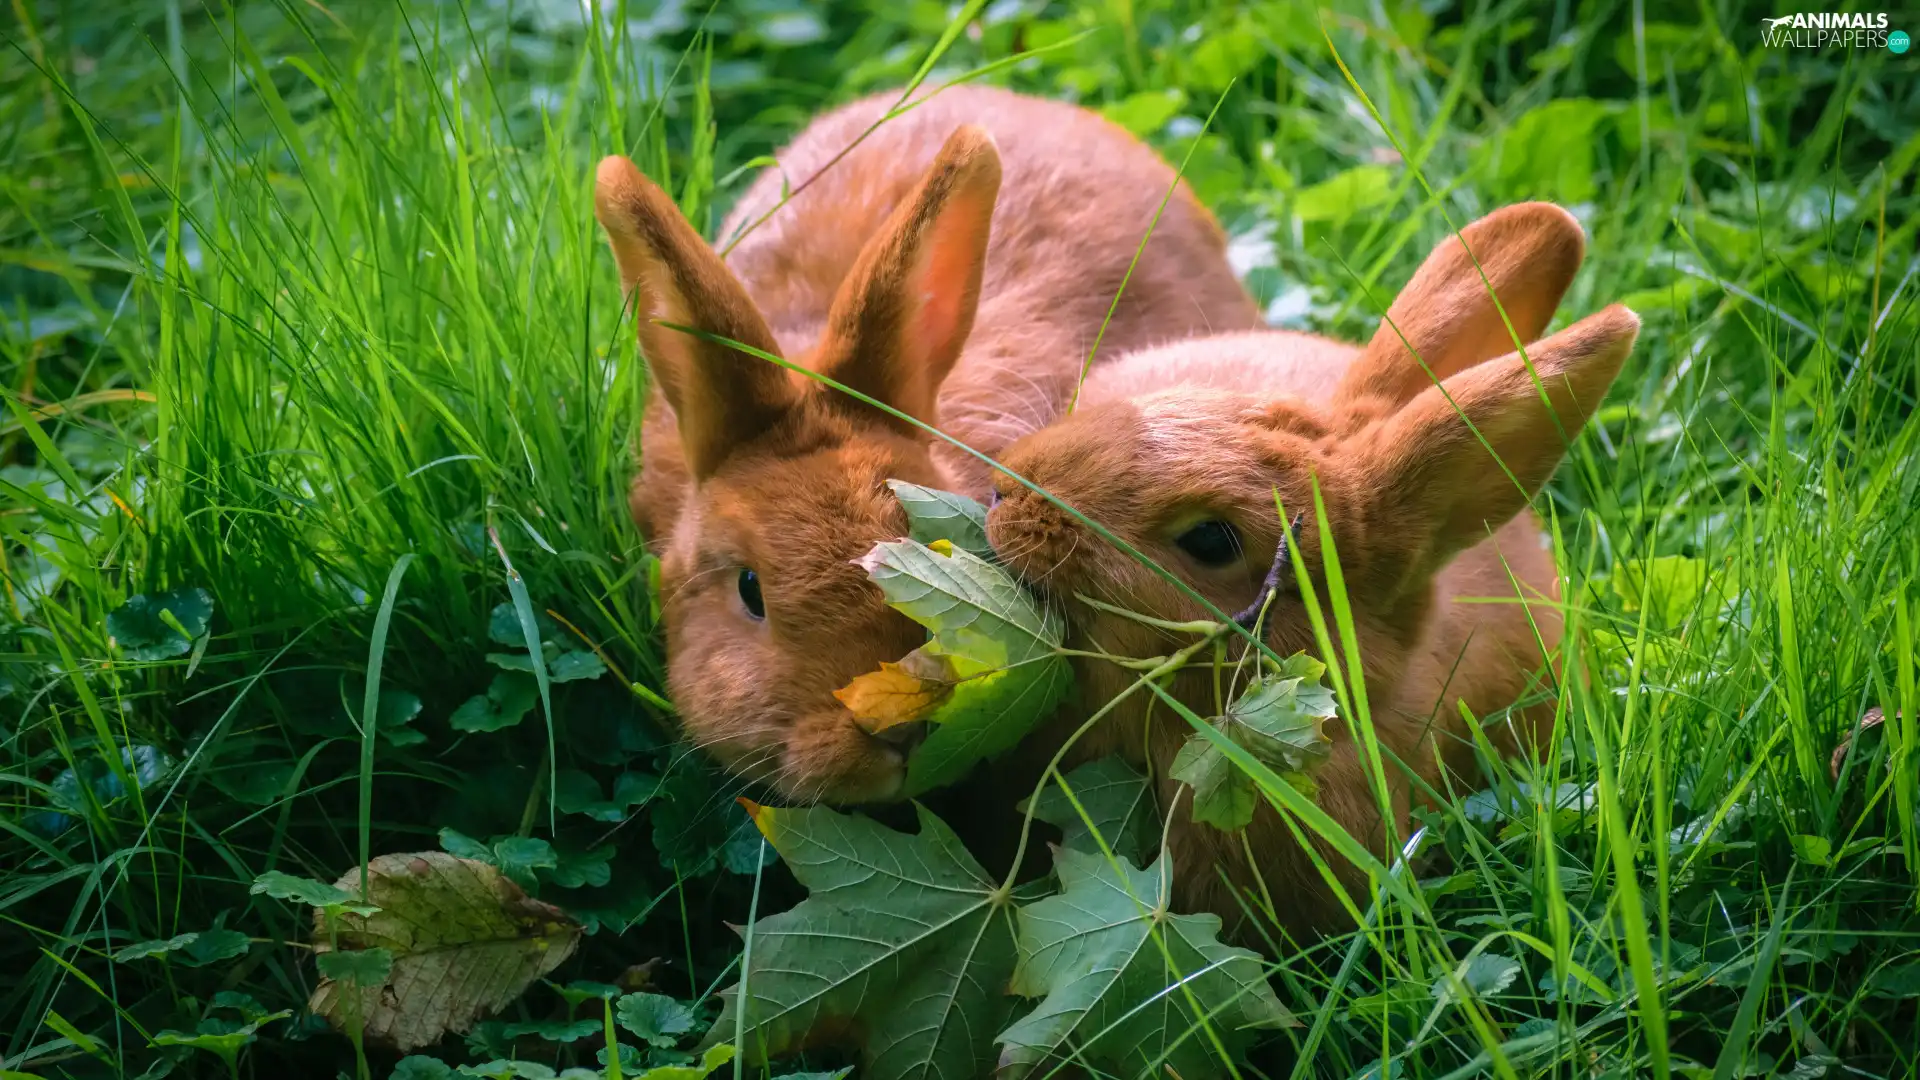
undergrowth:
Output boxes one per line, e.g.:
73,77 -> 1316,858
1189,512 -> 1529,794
3,0 -> 1917,1077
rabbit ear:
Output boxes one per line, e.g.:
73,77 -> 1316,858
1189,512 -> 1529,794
814,125 -> 1002,431
595,155 -> 794,479
1337,203 -> 1588,410
1360,304 -> 1638,578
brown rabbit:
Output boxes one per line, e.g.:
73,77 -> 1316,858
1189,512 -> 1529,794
594,85 -> 1261,805
985,203 -> 1639,933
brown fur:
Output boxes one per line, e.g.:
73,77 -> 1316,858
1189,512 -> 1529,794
593,85 -> 1261,803
985,203 -> 1639,935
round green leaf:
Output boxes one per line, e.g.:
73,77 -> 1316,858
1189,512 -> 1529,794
107,587 -> 214,660
615,992 -> 697,1048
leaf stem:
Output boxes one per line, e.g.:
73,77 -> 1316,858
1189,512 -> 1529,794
1055,646 -> 1178,672
1075,594 -> 1225,636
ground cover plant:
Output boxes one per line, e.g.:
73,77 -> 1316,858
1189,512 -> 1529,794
3,0 -> 1918,1076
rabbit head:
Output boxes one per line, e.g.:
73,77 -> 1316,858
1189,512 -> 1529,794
595,128 -> 1001,804
987,203 -> 1638,754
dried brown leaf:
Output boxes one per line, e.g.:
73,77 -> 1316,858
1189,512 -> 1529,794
308,852 -> 581,1051
1831,706 -> 1893,781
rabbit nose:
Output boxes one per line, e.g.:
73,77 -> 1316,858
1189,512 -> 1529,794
872,720 -> 929,754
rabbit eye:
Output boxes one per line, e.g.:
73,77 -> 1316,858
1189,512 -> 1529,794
1175,520 -> 1241,567
737,569 -> 766,620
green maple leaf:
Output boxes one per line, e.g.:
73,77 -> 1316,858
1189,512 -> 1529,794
1022,756 -> 1156,864
901,648 -> 1073,796
1231,653 -> 1337,767
853,538 -> 1071,794
1168,738 -> 1258,831
856,538 -> 1058,673
1170,654 -> 1337,830
997,848 -> 1292,1078
887,480 -> 991,558
707,803 -> 1017,1080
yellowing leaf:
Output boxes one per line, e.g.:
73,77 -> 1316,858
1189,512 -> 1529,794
305,852 -> 582,1051
834,658 -> 955,732
853,538 -> 1071,794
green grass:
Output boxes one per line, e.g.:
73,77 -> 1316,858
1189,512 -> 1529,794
4,0 -> 1918,1076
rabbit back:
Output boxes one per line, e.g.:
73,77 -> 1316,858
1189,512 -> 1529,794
721,85 -> 1263,489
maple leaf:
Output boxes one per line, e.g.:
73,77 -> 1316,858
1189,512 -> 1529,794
848,537 -> 1071,794
886,479 -> 991,558
1022,756 -> 1157,865
997,848 -> 1292,1077
1169,738 -> 1259,831
832,652 -> 957,733
856,538 -> 1058,674
301,852 -> 582,1050
1170,653 -> 1338,830
707,802 -> 1017,1080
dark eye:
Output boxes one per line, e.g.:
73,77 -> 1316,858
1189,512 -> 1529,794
737,569 -> 765,619
1175,520 -> 1242,567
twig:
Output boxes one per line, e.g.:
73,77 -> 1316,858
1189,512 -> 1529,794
1233,514 -> 1304,631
